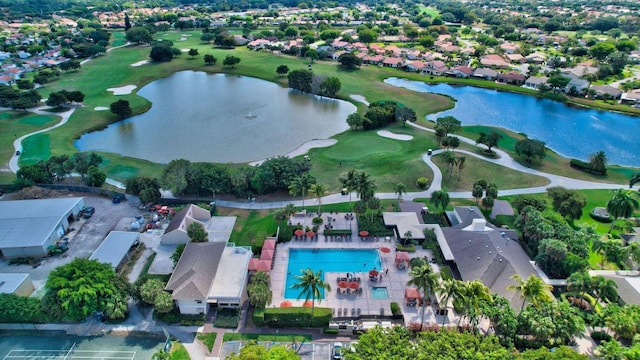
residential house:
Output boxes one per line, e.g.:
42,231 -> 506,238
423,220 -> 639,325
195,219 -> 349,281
524,76 -> 548,90
562,65 -> 598,79
472,68 -> 499,81
590,85 -> 622,99
382,57 -> 404,68
362,55 -> 384,66
422,60 -> 448,76
406,50 -> 421,60
525,52 -> 546,64
247,39 -> 271,50
500,42 -> 520,54
232,35 -> 248,46
497,72 -> 526,85
446,66 -> 474,78
480,54 -> 510,69
506,53 -> 525,64
564,78 -> 590,94
403,61 -> 425,73
161,204 -> 211,245
384,45 -> 402,57
621,90 -> 640,105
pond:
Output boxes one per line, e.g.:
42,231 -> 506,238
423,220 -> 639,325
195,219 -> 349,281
384,77 -> 640,167
75,71 -> 356,164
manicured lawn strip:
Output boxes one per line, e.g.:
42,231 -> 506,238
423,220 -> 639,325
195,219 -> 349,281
19,133 -> 50,166
417,6 -> 440,17
432,151 -> 550,191
169,342 -> 190,360
217,208 -> 278,248
197,333 -> 217,352
222,333 -> 312,342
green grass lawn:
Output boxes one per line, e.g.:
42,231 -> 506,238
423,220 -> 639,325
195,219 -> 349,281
218,208 -> 278,249
19,133 -> 51,166
170,342 -> 190,360
417,6 -> 440,17
222,333 -> 312,342
196,333 -> 217,352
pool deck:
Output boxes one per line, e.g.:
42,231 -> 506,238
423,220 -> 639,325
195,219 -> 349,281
269,212 -> 450,327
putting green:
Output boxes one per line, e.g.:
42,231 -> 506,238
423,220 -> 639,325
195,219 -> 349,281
322,134 -> 404,161
18,115 -> 58,126
107,165 -> 139,179
19,133 -> 50,166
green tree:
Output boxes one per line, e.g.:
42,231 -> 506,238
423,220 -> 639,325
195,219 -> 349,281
457,280 -> 492,330
46,91 -> 68,108
309,183 -> 328,214
125,27 -> 152,43
204,54 -> 217,65
104,294 -> 128,320
508,274 -> 553,313
288,69 -> 313,93
435,116 -> 461,137
223,54 -> 241,67
227,341 -> 300,360
367,197 -> 381,222
606,189 -> 639,233
160,159 -> 191,195
140,278 -> 165,305
354,171 -> 376,203
441,150 -> 457,178
291,268 -> 330,314
407,265 -> 440,329
547,186 -> 587,222
472,184 -> 484,206
85,165 -> 106,187
152,349 -> 170,360
515,138 -> 546,163
357,29 -> 377,44
305,48 -> 318,63
320,76 -> 341,97
187,222 -> 208,242
188,48 -> 199,58
346,112 -> 364,130
339,169 -> 358,210
436,279 -> 463,326
288,173 -> 315,208
589,151 -> 608,174
430,190 -> 450,213
590,42 -> 617,60
171,243 -> 186,267
276,65 -> 289,75
476,131 -> 503,152
394,183 -> 407,203
149,45 -> 175,62
337,52 -> 362,69
154,291 -> 174,313
44,259 -> 126,321
110,99 -> 132,119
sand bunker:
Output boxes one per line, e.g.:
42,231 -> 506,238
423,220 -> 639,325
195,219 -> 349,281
107,85 -> 137,95
131,60 -> 149,67
350,94 -> 369,106
249,139 -> 337,166
94,106 -> 109,111
377,130 -> 413,141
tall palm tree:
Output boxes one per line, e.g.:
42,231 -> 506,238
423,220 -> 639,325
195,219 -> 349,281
456,156 -> 466,180
407,264 -> 440,329
355,171 -> 377,203
309,183 -> 328,214
291,268 -> 331,314
507,274 -> 553,313
394,182 -> 407,203
459,280 -> 492,330
367,197 -> 381,222
606,189 -> 639,233
430,189 -> 450,214
630,173 -> 640,188
288,173 -> 315,209
339,170 -> 358,211
436,278 -> 463,326
591,276 -> 619,303
284,203 -> 297,221
442,151 -> 457,179
625,242 -> 640,270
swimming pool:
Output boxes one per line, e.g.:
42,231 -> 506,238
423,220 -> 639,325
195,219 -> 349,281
371,287 -> 388,299
285,249 -> 382,299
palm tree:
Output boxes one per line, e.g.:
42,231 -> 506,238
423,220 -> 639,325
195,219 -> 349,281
436,278 -> 463,326
456,156 -> 466,180
442,151 -> 457,179
589,150 -> 608,174
394,182 -> 407,203
339,170 -> 358,210
367,197 -> 380,222
625,242 -> 640,270
507,274 -> 552,313
458,280 -> 492,330
606,189 -> 639,233
403,230 -> 413,246
355,171 -> 376,203
104,294 -> 128,320
472,185 -> 484,206
309,183 -> 328,214
288,173 -> 315,209
630,173 -> 640,188
291,268 -> 331,314
407,265 -> 440,329
591,276 -> 618,303
430,190 -> 450,214
284,203 -> 297,222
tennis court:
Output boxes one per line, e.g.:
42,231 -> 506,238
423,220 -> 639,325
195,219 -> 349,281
0,335 -> 162,360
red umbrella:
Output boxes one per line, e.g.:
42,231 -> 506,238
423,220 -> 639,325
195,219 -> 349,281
306,231 -> 315,238
380,247 -> 391,254
257,259 -> 271,273
294,229 -> 304,237
303,300 -> 313,307
359,230 -> 369,236
260,249 -> 274,260
263,239 -> 276,250
248,258 -> 259,271
280,301 -> 292,308
338,281 -> 349,288
349,282 -> 360,289
369,269 -> 379,277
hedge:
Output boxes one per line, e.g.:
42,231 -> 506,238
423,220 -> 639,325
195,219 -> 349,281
263,307 -> 332,328
390,302 -> 401,315
0,294 -> 49,323
252,307 -> 265,327
569,159 -> 606,175
214,308 -> 240,328
324,229 -> 353,236
396,243 -> 416,253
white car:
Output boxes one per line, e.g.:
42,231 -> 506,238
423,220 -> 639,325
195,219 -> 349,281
332,342 -> 344,359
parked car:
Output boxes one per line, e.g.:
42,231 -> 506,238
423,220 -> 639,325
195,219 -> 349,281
15,150 -> 20,155
332,342 -> 343,360
82,206 -> 95,218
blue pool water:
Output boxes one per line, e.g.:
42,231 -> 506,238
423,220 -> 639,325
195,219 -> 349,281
285,249 -> 382,299
371,287 -> 389,299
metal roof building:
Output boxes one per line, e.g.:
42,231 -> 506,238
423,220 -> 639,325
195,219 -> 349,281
90,231 -> 139,270
0,197 -> 85,258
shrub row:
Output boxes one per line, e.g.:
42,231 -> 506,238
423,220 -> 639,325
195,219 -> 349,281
0,294 -> 49,323
262,307 -> 332,328
154,307 -> 205,326
569,159 -> 606,175
214,308 -> 240,328
324,229 -> 353,236
396,243 -> 416,253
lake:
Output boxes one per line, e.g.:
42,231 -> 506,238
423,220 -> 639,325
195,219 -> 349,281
75,71 -> 356,163
384,77 -> 639,167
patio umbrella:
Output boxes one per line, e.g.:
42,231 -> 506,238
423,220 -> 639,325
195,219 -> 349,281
256,259 -> 271,273
248,258 -> 259,271
303,300 -> 313,307
263,239 -> 276,250
306,231 -> 315,238
294,229 -> 304,237
359,230 -> 369,237
380,247 -> 391,254
260,249 -> 274,260
338,281 -> 349,289
369,269 -> 379,277
280,301 -> 292,308
349,282 -> 360,289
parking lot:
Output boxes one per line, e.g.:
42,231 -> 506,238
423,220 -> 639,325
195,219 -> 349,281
0,195 -> 144,294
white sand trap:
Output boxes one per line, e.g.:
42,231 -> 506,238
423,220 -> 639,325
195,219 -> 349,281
131,60 -> 150,67
177,37 -> 187,41
350,94 -> 369,106
107,85 -> 137,95
181,48 -> 190,52
249,139 -> 337,166
94,106 -> 109,111
377,130 -> 413,141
